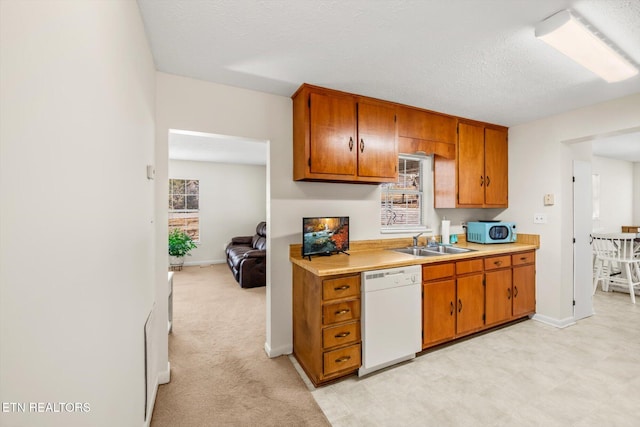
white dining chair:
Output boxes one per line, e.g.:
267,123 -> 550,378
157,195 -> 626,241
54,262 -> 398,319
593,235 -> 616,293
592,233 -> 640,304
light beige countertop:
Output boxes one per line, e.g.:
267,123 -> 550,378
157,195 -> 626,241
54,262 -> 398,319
290,234 -> 539,277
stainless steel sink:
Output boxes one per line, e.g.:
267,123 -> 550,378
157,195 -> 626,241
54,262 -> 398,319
391,246 -> 476,257
392,247 -> 444,257
425,245 -> 476,254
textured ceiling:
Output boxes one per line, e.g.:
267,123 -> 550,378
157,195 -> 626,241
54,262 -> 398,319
138,0 -> 640,160
169,130 -> 267,165
591,129 -> 640,161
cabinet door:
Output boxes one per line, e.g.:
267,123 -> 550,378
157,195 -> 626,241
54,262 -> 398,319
513,264 -> 536,317
484,128 -> 508,207
397,106 -> 456,143
356,100 -> 397,180
309,92 -> 357,176
485,269 -> 513,326
423,280 -> 456,348
456,273 -> 484,335
457,122 -> 485,206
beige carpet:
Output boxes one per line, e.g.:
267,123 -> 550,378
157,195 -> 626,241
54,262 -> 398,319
151,264 -> 330,427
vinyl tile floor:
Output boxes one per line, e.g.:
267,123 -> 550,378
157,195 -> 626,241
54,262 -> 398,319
300,290 -> 640,427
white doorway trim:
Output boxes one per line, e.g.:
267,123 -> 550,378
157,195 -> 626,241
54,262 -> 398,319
572,159 -> 593,320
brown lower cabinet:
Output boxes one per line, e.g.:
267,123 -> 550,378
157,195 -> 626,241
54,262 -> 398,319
292,250 -> 536,384
292,265 -> 362,387
485,254 -> 513,326
421,258 -> 485,348
455,273 -> 485,335
423,251 -> 536,350
512,252 -> 536,317
423,279 -> 456,346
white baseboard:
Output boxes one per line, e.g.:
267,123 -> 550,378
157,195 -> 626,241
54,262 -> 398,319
158,362 -> 170,384
264,341 -> 293,358
143,382 -> 157,427
532,314 -> 576,329
144,362 -> 170,427
183,259 -> 225,267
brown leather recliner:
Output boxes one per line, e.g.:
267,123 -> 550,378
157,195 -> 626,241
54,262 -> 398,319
225,222 -> 266,288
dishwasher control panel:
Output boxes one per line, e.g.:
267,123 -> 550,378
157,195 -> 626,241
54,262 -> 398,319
362,265 -> 421,293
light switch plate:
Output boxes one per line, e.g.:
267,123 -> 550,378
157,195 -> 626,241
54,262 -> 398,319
544,193 -> 554,206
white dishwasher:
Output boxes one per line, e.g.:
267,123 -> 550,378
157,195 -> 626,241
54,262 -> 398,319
359,265 -> 422,377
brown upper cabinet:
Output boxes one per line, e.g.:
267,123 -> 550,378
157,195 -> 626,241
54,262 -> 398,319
292,84 -> 398,183
396,106 -> 456,159
434,121 -> 508,208
292,84 -> 508,203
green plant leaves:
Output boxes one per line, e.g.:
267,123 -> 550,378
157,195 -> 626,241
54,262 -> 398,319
168,228 -> 197,257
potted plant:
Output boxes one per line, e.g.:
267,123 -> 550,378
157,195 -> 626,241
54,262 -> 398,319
168,228 -> 197,271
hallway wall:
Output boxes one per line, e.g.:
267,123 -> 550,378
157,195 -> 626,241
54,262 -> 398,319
0,2 -> 157,426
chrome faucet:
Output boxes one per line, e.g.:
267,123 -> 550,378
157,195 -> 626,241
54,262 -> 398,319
413,232 -> 423,247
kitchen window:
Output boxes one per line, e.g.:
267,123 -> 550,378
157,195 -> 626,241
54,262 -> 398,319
169,178 -> 200,241
380,155 -> 428,233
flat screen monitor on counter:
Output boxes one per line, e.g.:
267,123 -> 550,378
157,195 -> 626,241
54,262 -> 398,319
302,217 -> 350,260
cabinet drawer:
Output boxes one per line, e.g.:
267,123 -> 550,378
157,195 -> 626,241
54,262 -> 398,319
322,321 -> 360,349
323,300 -> 360,325
323,275 -> 360,301
512,251 -> 535,266
423,262 -> 455,282
484,255 -> 511,270
456,259 -> 483,275
323,344 -> 361,376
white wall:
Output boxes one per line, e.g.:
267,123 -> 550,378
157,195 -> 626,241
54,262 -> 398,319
592,156 -> 633,233
156,73 -> 462,356
0,2 -> 157,427
634,163 -> 640,225
508,93 -> 640,325
169,160 -> 266,264
156,73 -> 640,355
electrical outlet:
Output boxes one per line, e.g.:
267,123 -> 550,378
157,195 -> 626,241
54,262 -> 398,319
533,213 -> 547,224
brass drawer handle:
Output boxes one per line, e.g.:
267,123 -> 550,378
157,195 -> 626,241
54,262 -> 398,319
335,356 -> 351,363
507,288 -> 512,300
514,286 -> 519,298
334,285 -> 350,291
520,257 -> 527,261
334,332 -> 351,338
335,309 -> 350,315
494,260 -> 503,266
348,137 -> 354,151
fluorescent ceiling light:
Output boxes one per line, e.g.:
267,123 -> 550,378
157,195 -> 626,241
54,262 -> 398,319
535,10 -> 638,83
